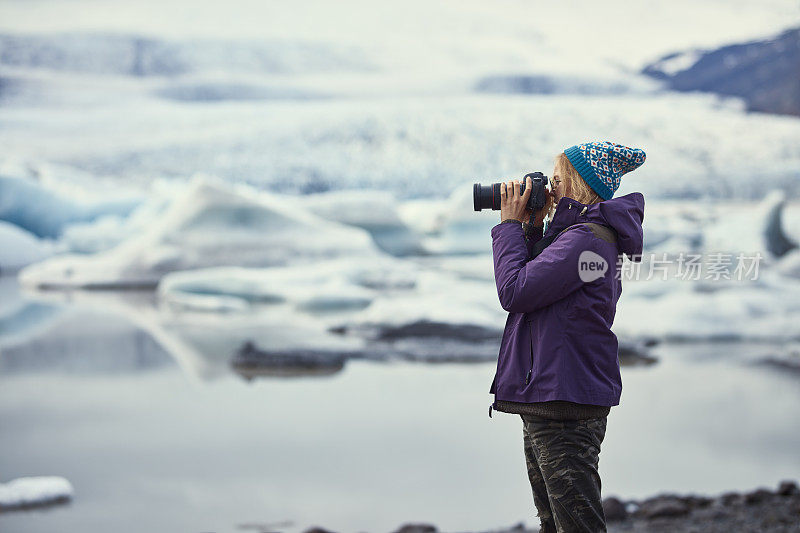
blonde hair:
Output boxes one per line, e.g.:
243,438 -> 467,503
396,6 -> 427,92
556,152 -> 603,205
544,152 -> 603,222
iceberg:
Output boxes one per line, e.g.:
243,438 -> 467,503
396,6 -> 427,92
157,255 -> 419,311
0,175 -> 141,239
303,190 -> 427,256
18,176 -> 383,289
776,249 -> 800,280
0,476 -> 73,510
0,221 -> 58,272
614,269 -> 800,342
703,190 -> 799,260
422,186 -> 498,255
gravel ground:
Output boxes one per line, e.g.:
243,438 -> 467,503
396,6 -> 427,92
297,480 -> 800,533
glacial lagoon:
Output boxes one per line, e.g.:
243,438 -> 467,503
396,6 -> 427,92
1,276 -> 799,533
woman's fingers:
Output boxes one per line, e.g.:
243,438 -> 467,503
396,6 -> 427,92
522,176 -> 532,199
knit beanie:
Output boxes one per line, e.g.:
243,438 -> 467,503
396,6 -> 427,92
563,141 -> 646,200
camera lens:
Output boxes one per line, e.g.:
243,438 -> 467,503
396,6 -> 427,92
473,183 -> 500,211
473,174 -> 549,212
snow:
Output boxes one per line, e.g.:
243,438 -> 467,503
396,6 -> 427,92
649,50 -> 705,76
0,476 -> 74,510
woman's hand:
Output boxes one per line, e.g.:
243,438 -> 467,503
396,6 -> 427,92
500,177 -> 533,223
500,176 -> 555,226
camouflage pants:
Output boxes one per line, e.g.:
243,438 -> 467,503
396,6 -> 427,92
521,414 -> 608,533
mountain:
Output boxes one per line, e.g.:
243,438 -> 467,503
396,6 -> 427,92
643,27 -> 800,117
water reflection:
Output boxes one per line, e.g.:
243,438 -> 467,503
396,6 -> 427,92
2,277 -> 799,533
3,275 -> 657,383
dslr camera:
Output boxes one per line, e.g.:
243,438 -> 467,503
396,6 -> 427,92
473,172 -> 550,212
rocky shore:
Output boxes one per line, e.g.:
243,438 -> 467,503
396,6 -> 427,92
297,481 -> 800,533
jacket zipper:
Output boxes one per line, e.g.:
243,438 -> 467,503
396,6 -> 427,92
525,321 -> 534,386
490,321 -> 534,418
489,377 -> 496,418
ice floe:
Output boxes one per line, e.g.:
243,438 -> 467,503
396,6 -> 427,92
0,476 -> 74,510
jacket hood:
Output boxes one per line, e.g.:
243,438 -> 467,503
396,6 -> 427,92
544,192 -> 645,261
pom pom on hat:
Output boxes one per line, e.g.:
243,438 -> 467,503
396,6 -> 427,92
563,141 -> 646,200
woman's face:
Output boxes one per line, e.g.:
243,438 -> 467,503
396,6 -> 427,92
551,165 -> 567,204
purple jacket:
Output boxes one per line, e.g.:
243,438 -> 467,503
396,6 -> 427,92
489,192 -> 645,411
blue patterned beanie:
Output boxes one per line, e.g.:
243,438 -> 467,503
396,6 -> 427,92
563,141 -> 646,200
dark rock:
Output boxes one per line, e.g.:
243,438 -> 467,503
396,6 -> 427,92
230,340 -> 350,380
303,528 -> 338,533
757,356 -> 800,375
684,495 -> 714,509
720,492 -> 743,506
392,524 -> 437,533
603,496 -> 628,521
692,506 -> 730,522
376,320 -> 500,342
762,191 -> 799,258
642,337 -> 660,348
744,488 -> 773,505
637,496 -> 690,519
777,480 -> 799,496
618,340 -> 658,367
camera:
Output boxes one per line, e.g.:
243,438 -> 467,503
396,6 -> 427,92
473,172 -> 550,212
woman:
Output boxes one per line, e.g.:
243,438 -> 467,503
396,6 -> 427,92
489,141 -> 646,533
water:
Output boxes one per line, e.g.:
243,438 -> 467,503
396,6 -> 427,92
2,290 -> 799,533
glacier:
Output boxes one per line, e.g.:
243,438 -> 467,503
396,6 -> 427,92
1,0 -> 799,353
